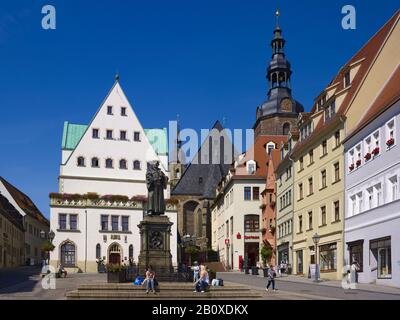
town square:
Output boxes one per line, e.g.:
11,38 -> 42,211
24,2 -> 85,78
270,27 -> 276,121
0,1 -> 400,304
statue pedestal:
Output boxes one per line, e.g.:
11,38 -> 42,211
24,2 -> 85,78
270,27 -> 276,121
137,215 -> 173,275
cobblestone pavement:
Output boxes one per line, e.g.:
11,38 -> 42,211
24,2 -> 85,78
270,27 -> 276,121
2,267 -> 399,300
218,272 -> 400,300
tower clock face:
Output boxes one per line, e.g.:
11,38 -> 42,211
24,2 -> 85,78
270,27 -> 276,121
280,98 -> 293,112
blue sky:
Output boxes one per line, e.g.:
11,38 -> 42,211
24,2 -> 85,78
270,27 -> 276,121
0,0 -> 398,218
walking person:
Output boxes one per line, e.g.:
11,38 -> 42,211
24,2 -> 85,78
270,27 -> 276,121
266,265 -> 277,291
280,261 -> 285,277
145,265 -> 156,294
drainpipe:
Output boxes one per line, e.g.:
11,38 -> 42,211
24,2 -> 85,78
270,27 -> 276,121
85,209 -> 87,272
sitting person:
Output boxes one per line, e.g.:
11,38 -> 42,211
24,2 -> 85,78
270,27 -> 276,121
145,265 -> 156,294
194,265 -> 209,293
58,263 -> 67,278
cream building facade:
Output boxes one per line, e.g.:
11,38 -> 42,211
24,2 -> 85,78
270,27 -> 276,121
275,130 -> 298,270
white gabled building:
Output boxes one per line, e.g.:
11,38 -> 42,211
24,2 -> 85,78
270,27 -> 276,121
49,78 -> 177,273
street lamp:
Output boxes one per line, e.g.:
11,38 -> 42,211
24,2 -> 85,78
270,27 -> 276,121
312,233 -> 321,283
48,230 -> 55,243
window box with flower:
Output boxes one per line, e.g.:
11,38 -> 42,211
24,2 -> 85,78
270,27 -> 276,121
386,138 -> 395,148
349,163 -> 355,172
364,153 -> 371,161
356,160 -> 362,167
371,147 -> 380,156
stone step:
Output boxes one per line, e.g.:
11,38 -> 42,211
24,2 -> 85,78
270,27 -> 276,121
77,282 -> 250,291
66,290 -> 262,300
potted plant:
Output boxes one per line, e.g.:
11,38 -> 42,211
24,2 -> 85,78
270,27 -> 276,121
386,138 -> 395,147
106,263 -> 127,283
364,153 -> 371,161
259,203 -> 266,210
260,246 -> 273,277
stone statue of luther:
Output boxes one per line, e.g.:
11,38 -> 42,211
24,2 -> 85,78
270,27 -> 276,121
146,161 -> 168,215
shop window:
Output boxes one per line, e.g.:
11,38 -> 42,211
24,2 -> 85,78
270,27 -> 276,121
370,237 -> 391,279
319,243 -> 337,272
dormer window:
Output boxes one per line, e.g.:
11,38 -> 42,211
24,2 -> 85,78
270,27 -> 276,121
247,160 -> 256,175
318,94 -> 327,111
344,71 -> 351,87
325,100 -> 336,122
107,106 -> 113,115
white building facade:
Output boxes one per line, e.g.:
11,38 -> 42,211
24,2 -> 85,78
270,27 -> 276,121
212,171 -> 264,271
49,80 -> 177,273
344,86 -> 400,287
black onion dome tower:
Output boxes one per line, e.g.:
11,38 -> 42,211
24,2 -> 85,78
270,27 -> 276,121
253,10 -> 304,138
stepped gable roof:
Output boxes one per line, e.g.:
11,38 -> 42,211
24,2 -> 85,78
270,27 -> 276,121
171,121 -> 233,198
0,193 -> 25,232
292,10 -> 400,157
0,176 -> 49,226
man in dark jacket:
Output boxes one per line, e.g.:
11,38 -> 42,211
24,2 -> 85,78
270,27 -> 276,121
266,265 -> 277,291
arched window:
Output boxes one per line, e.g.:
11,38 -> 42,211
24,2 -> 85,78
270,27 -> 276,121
133,160 -> 141,170
96,244 -> 101,259
246,160 -> 256,175
266,142 -> 276,155
77,157 -> 85,167
283,123 -> 291,135
119,159 -> 127,169
61,242 -> 76,267
91,157 -> 99,168
105,158 -> 113,168
129,245 -> 133,259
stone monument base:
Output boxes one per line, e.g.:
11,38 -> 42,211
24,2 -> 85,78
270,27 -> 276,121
137,214 -> 173,275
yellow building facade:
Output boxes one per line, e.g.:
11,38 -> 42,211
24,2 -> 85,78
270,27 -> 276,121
291,11 -> 400,281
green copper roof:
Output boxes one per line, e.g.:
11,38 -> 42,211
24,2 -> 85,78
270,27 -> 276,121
62,122 -> 168,155
144,128 -> 168,155
62,122 -> 88,150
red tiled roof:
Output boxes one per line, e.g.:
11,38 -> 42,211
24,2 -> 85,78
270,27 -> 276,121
345,64 -> 400,141
291,10 -> 400,157
233,135 -> 287,178
0,177 -> 49,226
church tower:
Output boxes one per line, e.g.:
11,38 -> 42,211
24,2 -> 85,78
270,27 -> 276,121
253,10 -> 304,138
168,115 -> 186,189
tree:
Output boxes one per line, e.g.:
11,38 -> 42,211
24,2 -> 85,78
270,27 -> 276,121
260,246 -> 273,268
41,240 -> 55,264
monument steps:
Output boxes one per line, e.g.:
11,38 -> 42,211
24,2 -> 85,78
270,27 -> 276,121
66,282 -> 263,300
